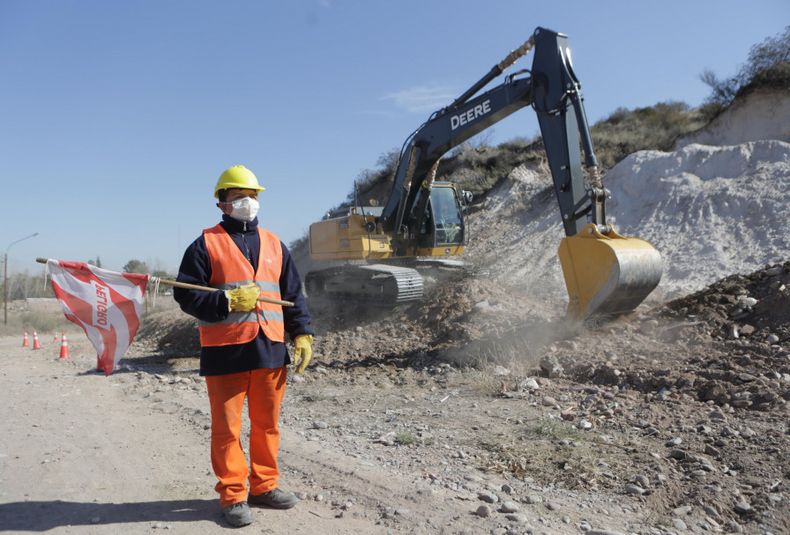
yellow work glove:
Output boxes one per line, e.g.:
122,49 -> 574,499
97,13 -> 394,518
293,334 -> 314,374
225,283 -> 260,312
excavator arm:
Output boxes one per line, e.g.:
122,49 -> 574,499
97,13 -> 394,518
382,27 -> 602,240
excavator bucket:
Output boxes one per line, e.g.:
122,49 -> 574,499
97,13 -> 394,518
558,224 -> 662,320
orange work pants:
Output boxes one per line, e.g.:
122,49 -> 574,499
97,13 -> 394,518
205,367 -> 287,506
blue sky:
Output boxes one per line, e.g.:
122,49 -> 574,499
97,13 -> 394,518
1,1 -> 787,275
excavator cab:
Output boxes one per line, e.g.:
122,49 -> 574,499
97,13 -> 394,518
413,183 -> 466,252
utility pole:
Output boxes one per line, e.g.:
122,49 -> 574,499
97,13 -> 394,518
3,232 -> 39,325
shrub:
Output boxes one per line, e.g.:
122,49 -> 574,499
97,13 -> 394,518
701,25 -> 790,106
590,101 -> 708,168
394,431 -> 416,446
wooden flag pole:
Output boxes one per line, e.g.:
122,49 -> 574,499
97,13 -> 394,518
36,258 -> 294,307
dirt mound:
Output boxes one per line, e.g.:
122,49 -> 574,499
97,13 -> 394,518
675,88 -> 790,148
662,260 -> 790,343
537,261 -> 790,414
137,309 -> 200,356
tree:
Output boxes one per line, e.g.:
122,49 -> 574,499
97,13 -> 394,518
123,259 -> 149,274
701,25 -> 790,105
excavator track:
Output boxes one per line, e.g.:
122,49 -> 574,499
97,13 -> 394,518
305,264 -> 424,306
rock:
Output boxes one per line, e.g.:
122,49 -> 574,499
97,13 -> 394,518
624,483 -> 645,495
633,474 -> 650,488
739,324 -> 756,336
520,378 -> 540,391
579,419 -> 593,430
500,483 -> 513,494
702,504 -> 719,517
312,421 -> 329,430
721,426 -> 740,437
673,518 -> 688,530
734,501 -> 752,515
729,324 -> 740,339
672,505 -> 692,516
539,355 -> 563,377
524,494 -> 543,504
767,334 -> 780,344
666,437 -> 683,447
499,501 -> 520,513
493,365 -> 510,376
669,449 -> 689,460
737,296 -> 757,307
504,513 -> 528,524
541,396 -> 557,406
587,530 -> 626,535
704,444 -> 721,457
477,491 -> 498,504
475,504 -> 491,517
375,432 -> 396,446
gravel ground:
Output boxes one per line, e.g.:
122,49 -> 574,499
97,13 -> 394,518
115,261 -> 789,534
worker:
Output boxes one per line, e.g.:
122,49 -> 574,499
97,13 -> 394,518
174,164 -> 314,528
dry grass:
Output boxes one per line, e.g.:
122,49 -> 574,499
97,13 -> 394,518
0,297 -> 181,339
0,301 -> 74,337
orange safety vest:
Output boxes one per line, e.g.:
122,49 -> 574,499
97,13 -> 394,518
198,224 -> 285,346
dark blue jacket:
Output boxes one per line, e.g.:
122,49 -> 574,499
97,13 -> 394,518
174,215 -> 313,376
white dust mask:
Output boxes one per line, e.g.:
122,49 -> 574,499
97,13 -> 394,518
228,197 -> 259,222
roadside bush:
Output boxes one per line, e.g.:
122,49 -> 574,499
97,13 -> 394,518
19,310 -> 70,333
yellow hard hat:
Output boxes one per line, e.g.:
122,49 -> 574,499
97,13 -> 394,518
214,165 -> 266,198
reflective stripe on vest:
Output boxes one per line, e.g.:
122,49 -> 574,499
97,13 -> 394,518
198,224 -> 285,346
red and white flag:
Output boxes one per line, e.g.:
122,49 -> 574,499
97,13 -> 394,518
47,260 -> 148,375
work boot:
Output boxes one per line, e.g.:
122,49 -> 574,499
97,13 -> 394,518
248,488 -> 299,509
221,501 -> 253,527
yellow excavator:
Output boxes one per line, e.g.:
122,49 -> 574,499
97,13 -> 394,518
307,27 -> 662,320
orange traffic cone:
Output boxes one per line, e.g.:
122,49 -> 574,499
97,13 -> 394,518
32,331 -> 41,350
59,334 -> 70,360
22,332 -> 29,347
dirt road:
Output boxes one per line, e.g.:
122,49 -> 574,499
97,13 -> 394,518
0,332 -> 651,535
1,334 -> 579,535
0,335 -> 386,534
